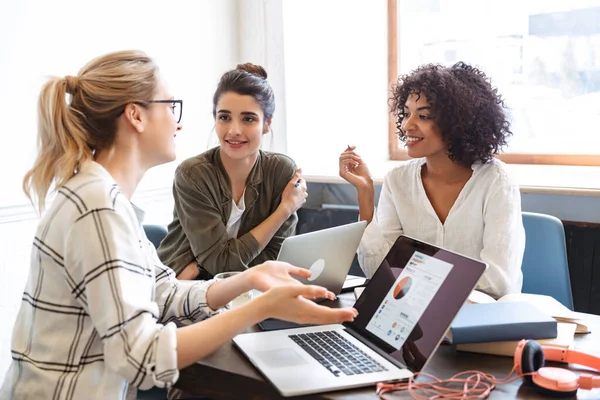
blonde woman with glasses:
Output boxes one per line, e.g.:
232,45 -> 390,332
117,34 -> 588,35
0,50 -> 357,400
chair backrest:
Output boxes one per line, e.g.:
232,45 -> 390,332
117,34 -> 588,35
521,212 -> 574,310
143,224 -> 168,249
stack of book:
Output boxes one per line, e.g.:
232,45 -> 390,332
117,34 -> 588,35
446,291 -> 590,357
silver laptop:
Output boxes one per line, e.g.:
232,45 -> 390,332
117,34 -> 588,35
234,235 -> 487,397
276,221 -> 367,295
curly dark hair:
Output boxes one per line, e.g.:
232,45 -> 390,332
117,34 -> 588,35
390,62 -> 511,166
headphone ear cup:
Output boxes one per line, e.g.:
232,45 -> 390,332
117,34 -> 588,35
521,340 -> 545,385
531,367 -> 579,398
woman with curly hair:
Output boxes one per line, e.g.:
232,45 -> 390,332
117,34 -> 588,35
339,62 -> 525,299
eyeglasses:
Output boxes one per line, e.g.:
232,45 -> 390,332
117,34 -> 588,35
147,99 -> 183,123
119,99 -> 183,123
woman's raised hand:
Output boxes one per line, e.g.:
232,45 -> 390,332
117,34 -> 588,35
280,168 -> 308,215
339,146 -> 373,190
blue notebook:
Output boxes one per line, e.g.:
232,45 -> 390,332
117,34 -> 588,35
447,301 -> 557,344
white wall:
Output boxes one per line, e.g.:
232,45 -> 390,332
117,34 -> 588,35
282,0 -> 390,177
0,0 -> 239,380
228,0 -> 290,154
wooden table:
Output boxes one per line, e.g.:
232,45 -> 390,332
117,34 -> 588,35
175,295 -> 600,399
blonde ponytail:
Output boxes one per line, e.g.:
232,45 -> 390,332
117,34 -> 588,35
23,77 -> 92,213
23,50 -> 158,213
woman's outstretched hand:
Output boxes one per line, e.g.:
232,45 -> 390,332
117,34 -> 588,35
241,261 -> 357,325
257,284 -> 358,325
245,260 -> 309,293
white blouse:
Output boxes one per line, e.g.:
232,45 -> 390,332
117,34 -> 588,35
358,158 -> 525,299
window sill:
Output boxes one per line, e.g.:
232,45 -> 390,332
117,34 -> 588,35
303,162 -> 600,197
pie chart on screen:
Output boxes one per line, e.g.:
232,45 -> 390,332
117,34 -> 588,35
393,276 -> 412,300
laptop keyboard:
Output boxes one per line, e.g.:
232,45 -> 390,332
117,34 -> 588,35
288,331 -> 388,377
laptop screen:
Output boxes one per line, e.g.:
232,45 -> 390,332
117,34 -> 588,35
345,235 -> 486,373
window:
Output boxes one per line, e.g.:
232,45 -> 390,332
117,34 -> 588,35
388,0 -> 600,166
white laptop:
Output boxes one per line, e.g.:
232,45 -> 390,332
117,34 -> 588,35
234,235 -> 487,397
276,221 -> 367,295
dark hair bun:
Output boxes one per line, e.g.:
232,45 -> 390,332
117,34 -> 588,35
236,63 -> 268,79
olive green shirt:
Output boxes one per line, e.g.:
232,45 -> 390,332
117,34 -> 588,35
157,147 -> 298,276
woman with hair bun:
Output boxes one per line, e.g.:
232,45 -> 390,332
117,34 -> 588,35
158,63 -> 306,280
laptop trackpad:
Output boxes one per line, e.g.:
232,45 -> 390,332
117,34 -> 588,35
257,348 -> 307,368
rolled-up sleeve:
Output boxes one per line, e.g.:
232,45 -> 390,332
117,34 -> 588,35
249,211 -> 297,266
249,157 -> 298,266
152,248 -> 218,325
65,209 -> 182,389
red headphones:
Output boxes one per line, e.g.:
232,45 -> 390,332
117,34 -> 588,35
514,339 -> 600,397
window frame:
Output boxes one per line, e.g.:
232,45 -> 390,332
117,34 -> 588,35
386,0 -> 600,166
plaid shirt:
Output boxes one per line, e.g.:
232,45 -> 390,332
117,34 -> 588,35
1,161 -> 217,400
